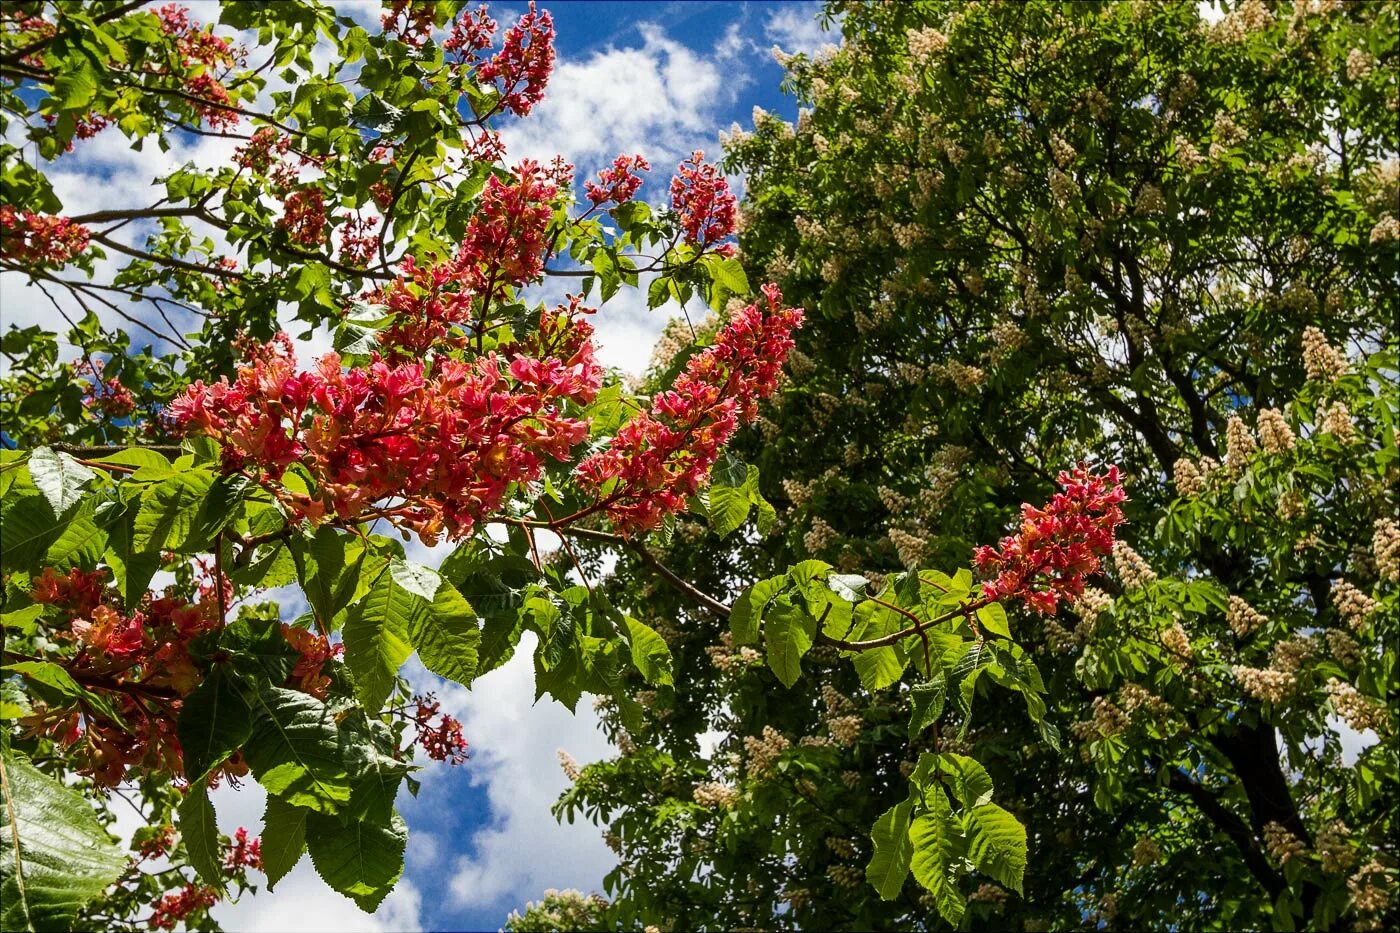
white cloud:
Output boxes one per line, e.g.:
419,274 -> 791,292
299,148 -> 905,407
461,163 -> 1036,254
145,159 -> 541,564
764,5 -> 835,56
437,636 -> 615,911
502,22 -> 746,175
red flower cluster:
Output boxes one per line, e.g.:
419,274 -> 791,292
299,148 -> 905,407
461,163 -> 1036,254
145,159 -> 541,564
282,623 -> 341,699
411,693 -> 469,765
0,206 -> 91,265
77,359 -> 137,418
169,299 -> 603,542
444,5 -> 497,58
477,2 -> 555,117
25,566 -> 231,785
138,825 -> 177,861
339,215 -> 380,267
149,883 -> 219,931
280,188 -> 328,246
381,0 -> 437,47
670,151 -> 737,248
974,464 -> 1127,615
586,154 -> 650,206
233,127 -> 290,174
577,284 -> 804,533
223,827 -> 263,872
455,159 -> 557,301
155,4 -> 241,130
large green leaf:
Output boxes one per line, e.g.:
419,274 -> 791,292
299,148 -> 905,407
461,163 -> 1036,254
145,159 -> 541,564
245,687 -> 353,814
260,796 -> 308,890
133,470 -> 215,552
866,798 -> 914,900
289,527 -> 364,631
101,498 -> 160,611
177,665 -> 252,782
409,580 -> 480,689
263,790 -> 309,885
343,562 -> 418,712
0,749 -> 126,932
27,448 -> 95,517
305,810 -> 407,912
965,802 -> 1027,894
624,616 -> 673,686
764,599 -> 816,688
909,788 -> 967,925
938,753 -> 995,810
178,782 -> 225,890
43,499 -> 106,568
730,574 -> 786,645
852,645 -> 907,692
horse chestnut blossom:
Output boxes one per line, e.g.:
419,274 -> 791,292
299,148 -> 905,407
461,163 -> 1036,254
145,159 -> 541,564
670,151 -> 738,248
169,295 -> 604,542
411,693 -> 470,765
456,159 -> 558,299
0,206 -> 91,265
974,464 -> 1127,614
578,284 -> 804,533
586,154 -> 650,206
476,2 -> 555,117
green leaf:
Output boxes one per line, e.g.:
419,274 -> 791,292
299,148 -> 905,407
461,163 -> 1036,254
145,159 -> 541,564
245,687 -> 353,814
260,796 -> 307,891
624,616 -> 673,686
290,527 -> 363,631
4,661 -> 126,727
44,499 -> 106,568
305,810 -> 407,912
133,470 -> 215,551
344,562 -> 418,712
938,753 -> 994,809
711,256 -> 750,294
178,782 -> 225,890
909,788 -> 967,926
102,498 -> 160,611
965,803 -> 1027,894
177,666 -> 252,783
976,602 -> 1011,639
27,448 -> 95,516
909,678 -> 947,739
0,749 -> 126,933
866,798 -> 914,900
51,65 -> 98,111
91,448 -> 171,472
852,645 -> 907,692
730,574 -> 786,645
409,581 -> 481,688
764,599 -> 816,688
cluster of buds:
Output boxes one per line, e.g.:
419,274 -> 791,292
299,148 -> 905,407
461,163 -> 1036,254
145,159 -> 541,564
973,464 -> 1127,614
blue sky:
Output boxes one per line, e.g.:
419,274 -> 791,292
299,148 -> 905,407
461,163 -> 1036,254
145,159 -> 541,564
0,3 -> 833,932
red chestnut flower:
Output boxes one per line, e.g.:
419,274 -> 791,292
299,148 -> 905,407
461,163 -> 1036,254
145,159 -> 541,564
670,151 -> 737,248
577,284 -> 803,533
973,464 -> 1127,615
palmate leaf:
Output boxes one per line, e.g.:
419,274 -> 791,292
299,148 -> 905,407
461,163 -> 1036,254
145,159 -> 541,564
133,470 -> 215,552
0,749 -> 126,932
